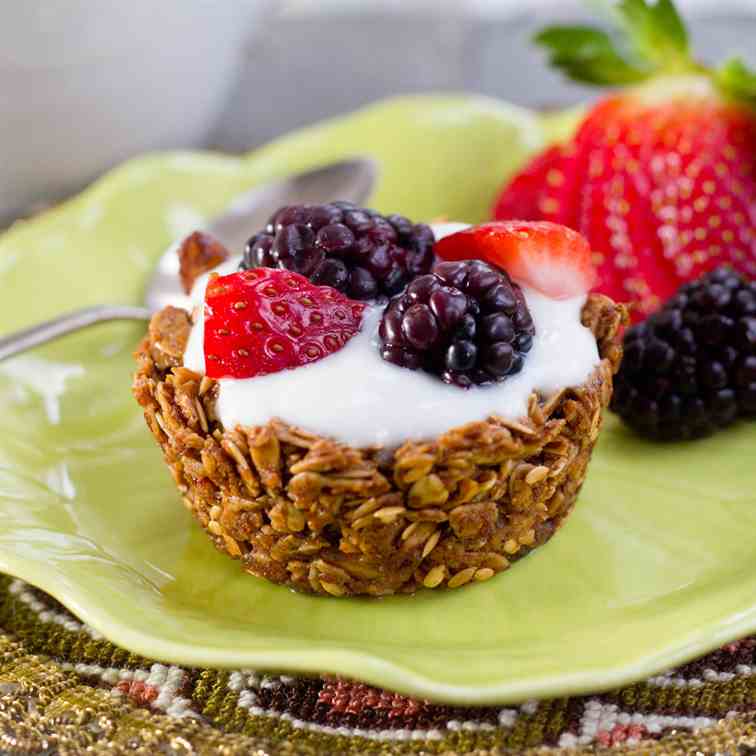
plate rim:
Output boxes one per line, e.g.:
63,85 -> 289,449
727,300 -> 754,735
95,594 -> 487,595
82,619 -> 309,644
1,94 -> 754,706
2,545 -> 755,705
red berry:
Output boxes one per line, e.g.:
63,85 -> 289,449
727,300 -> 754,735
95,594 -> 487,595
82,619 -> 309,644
493,144 -> 574,221
435,220 -> 596,300
492,0 -> 756,321
203,268 -> 366,379
495,94 -> 756,320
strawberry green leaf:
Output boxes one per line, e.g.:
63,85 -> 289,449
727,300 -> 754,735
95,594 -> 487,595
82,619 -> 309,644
535,0 -> 698,86
715,57 -> 756,106
617,0 -> 690,71
534,26 -> 649,85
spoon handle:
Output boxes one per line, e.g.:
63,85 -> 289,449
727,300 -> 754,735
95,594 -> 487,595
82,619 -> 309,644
0,305 -> 151,361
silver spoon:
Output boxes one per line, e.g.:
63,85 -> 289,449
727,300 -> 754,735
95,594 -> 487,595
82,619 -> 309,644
0,158 -> 378,361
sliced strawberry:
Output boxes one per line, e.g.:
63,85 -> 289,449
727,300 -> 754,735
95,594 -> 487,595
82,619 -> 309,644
435,220 -> 596,299
203,268 -> 366,379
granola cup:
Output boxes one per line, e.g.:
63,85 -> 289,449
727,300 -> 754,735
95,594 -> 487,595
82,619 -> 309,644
133,294 -> 626,597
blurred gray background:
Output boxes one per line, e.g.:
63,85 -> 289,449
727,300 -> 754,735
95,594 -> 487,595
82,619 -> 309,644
2,0 -> 756,224
213,0 -> 756,151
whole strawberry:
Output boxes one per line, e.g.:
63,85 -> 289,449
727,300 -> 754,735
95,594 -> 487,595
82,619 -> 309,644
493,0 -> 756,321
203,268 -> 365,379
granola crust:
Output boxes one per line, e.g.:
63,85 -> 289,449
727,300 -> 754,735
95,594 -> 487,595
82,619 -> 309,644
132,294 -> 627,596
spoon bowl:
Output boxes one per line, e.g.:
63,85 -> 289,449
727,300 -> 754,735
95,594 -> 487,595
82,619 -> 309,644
0,158 -> 378,360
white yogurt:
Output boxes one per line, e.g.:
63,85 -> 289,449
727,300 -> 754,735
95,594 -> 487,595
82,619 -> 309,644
183,224 -> 600,447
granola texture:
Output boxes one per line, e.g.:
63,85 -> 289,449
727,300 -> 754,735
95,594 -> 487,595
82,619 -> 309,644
132,295 -> 627,596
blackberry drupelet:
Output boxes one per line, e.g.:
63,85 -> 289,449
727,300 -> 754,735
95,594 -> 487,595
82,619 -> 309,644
378,260 -> 536,387
611,267 -> 756,440
240,202 -> 435,300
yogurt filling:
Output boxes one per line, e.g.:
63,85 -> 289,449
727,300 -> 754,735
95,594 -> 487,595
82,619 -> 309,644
183,223 -> 600,447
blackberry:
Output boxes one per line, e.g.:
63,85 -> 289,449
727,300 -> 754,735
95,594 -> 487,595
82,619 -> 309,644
611,266 -> 756,440
240,202 -> 435,300
378,260 -> 536,387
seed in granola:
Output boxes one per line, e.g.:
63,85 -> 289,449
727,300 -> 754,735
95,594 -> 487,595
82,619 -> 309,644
372,505 -> 406,524
351,514 -> 375,531
503,539 -> 520,555
347,498 -> 382,522
224,535 -> 243,557
194,398 -> 209,433
520,529 -> 536,546
423,565 -> 446,588
408,474 -> 449,508
199,376 -> 214,396
320,581 -> 345,597
448,566 -> 477,588
402,522 -> 437,552
525,465 -> 550,486
484,554 -> 511,571
421,529 -> 441,558
474,568 -> 495,581
401,521 -> 420,541
286,508 -> 306,532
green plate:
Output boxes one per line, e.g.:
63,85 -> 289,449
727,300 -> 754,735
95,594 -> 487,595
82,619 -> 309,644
0,95 -> 754,705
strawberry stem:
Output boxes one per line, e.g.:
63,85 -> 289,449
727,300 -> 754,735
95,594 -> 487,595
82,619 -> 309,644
535,0 -> 756,108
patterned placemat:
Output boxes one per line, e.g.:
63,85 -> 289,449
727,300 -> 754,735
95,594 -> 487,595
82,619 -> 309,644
0,575 -> 753,754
